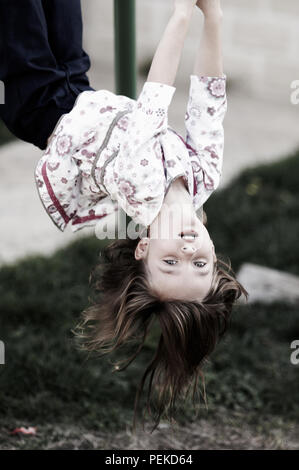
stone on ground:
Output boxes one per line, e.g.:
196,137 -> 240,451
237,263 -> 299,304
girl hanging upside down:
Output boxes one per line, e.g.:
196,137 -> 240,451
35,0 -> 248,427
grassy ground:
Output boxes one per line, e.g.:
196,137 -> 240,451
0,150 -> 299,449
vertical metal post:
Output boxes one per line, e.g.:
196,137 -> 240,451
114,0 -> 137,99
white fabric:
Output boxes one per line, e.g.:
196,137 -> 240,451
34,75 -> 227,232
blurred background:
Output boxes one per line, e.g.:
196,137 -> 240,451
0,0 -> 299,450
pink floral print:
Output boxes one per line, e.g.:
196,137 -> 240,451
56,135 -> 72,156
118,179 -> 136,198
47,162 -> 60,172
207,78 -> 226,98
207,107 -> 216,116
34,74 -> 227,232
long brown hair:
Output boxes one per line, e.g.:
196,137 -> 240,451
73,235 -> 248,430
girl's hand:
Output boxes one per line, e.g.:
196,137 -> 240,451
174,0 -> 197,15
196,0 -> 223,19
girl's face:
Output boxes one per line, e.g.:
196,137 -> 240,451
135,209 -> 216,301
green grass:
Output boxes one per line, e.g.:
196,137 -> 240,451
206,151 -> 299,274
0,150 -> 299,435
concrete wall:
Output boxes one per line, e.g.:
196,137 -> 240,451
82,0 -> 299,105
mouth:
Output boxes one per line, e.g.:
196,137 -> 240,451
179,230 -> 198,240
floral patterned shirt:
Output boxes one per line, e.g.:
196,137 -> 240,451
35,75 -> 227,232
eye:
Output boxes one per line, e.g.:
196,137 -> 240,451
193,261 -> 207,268
163,259 -> 178,265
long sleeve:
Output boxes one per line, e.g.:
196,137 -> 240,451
34,127 -> 80,231
34,88 -> 124,232
104,81 -> 177,227
185,75 -> 227,209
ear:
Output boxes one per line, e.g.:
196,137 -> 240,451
134,237 -> 150,260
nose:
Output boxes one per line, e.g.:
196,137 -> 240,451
180,244 -> 196,254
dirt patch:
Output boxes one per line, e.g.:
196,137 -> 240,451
1,413 -> 298,450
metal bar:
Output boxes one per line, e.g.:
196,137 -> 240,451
114,0 -> 137,99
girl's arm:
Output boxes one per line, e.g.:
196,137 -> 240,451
193,0 -> 224,77
147,0 -> 197,86
183,0 -> 227,209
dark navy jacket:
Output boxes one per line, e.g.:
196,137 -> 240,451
0,0 -> 94,149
